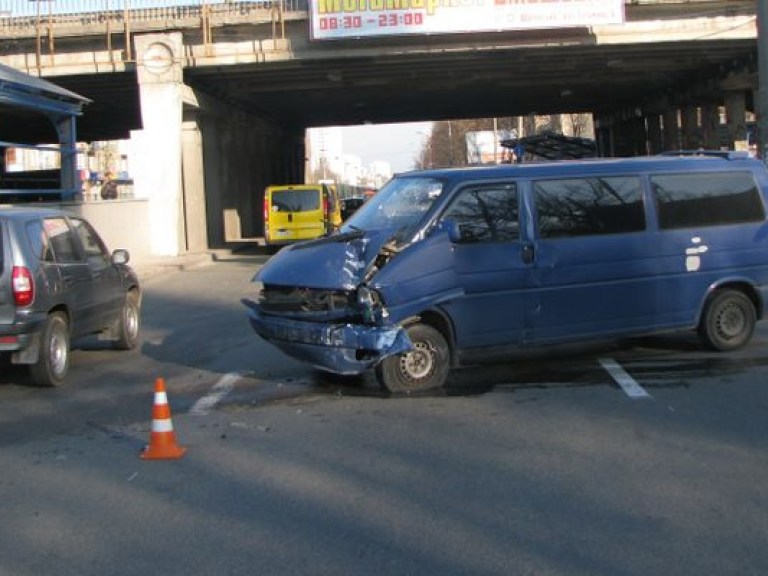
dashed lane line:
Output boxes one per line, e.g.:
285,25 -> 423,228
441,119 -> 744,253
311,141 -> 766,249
599,358 -> 652,399
189,372 -> 241,415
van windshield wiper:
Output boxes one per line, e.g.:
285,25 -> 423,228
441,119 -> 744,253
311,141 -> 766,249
293,229 -> 366,249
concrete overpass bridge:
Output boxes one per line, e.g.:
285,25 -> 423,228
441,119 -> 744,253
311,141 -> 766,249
0,0 -> 760,259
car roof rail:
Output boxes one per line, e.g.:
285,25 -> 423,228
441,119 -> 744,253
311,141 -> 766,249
658,150 -> 751,160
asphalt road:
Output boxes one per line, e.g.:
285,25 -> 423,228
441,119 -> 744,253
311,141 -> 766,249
1,255 -> 767,576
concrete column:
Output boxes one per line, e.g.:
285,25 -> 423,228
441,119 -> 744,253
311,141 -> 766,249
132,33 -> 185,256
182,116 -> 208,253
646,114 -> 663,154
680,105 -> 699,149
758,0 -> 768,160
724,91 -> 748,151
700,104 -> 720,150
662,108 -> 680,151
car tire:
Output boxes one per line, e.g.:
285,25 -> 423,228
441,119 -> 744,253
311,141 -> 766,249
30,312 -> 70,387
698,289 -> 756,351
114,290 -> 140,350
375,323 -> 450,394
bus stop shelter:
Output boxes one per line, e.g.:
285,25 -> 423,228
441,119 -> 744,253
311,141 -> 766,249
0,62 -> 90,199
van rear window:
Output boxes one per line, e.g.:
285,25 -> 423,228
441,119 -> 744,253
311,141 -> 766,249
271,189 -> 320,213
652,171 -> 765,229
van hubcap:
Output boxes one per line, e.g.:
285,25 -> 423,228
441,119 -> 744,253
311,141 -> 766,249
717,302 -> 745,339
400,342 -> 434,381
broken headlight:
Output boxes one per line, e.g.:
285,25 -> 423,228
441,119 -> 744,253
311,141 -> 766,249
356,285 -> 386,323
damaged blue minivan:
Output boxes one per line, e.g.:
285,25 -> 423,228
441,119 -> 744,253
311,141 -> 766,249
245,151 -> 768,393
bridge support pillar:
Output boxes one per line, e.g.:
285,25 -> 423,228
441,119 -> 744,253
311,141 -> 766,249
646,114 -> 663,154
132,33 -> 186,257
662,108 -> 680,151
680,105 -> 699,150
700,104 -> 720,150
724,90 -> 749,151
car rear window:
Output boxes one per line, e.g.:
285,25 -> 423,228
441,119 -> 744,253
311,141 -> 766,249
43,217 -> 80,263
25,219 -> 53,261
271,189 -> 320,213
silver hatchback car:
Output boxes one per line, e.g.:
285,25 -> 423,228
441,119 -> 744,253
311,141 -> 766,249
0,207 -> 141,386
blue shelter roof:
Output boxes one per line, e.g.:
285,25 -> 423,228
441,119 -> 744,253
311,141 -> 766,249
0,62 -> 90,116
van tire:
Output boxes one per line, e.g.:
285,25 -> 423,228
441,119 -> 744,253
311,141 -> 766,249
30,312 -> 70,387
698,289 -> 756,351
375,323 -> 450,394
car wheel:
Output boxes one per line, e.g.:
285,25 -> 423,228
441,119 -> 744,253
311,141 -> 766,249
114,290 -> 140,350
375,323 -> 450,394
30,312 -> 70,387
698,289 -> 756,351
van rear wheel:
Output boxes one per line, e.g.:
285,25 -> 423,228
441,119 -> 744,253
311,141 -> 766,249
375,323 -> 449,394
698,289 -> 756,351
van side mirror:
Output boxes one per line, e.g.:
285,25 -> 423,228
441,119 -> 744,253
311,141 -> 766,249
437,218 -> 463,243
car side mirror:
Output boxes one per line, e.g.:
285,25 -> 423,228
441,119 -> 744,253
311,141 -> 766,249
436,218 -> 462,243
112,249 -> 130,265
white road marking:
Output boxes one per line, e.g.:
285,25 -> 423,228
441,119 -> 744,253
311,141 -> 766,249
599,358 -> 652,399
190,372 -> 241,415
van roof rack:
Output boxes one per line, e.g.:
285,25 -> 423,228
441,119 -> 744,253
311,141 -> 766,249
658,150 -> 751,160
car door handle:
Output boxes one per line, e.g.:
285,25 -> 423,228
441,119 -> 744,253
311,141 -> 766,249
521,243 -> 534,264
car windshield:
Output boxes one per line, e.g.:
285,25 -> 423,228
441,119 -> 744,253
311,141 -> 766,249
340,177 -> 444,237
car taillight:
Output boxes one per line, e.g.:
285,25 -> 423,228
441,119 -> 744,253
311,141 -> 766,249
263,196 -> 270,235
323,196 -> 329,218
12,266 -> 34,306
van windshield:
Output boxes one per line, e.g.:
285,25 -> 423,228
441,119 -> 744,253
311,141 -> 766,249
341,177 -> 443,236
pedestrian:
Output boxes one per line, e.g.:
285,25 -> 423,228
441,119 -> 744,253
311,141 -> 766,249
101,172 -> 118,200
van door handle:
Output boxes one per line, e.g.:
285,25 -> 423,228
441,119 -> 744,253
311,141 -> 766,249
521,243 -> 534,264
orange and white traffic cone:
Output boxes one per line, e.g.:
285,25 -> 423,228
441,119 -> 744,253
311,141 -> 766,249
141,377 -> 186,460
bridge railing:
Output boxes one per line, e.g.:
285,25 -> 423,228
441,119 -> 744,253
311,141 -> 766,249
0,0 -> 307,18
0,1 -> 308,68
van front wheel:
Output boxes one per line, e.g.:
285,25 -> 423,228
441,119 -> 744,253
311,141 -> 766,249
698,289 -> 756,351
375,323 -> 450,394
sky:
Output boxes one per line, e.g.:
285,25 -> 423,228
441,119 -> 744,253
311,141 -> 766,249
338,121 -> 433,174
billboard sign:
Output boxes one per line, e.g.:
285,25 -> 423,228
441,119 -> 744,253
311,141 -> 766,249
466,130 -> 516,165
310,0 -> 625,41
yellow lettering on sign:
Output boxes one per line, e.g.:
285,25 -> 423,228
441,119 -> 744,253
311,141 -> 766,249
317,0 -> 484,15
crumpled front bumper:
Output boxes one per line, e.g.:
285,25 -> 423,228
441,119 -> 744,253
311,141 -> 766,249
243,300 -> 412,374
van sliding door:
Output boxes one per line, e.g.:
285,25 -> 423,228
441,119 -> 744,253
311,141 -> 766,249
530,175 -> 651,343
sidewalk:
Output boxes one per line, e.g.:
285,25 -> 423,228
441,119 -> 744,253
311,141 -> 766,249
131,252 -> 216,282
130,245 -> 271,282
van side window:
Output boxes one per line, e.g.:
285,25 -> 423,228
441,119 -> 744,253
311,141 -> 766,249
443,185 -> 518,242
652,171 -> 765,229
535,176 -> 645,238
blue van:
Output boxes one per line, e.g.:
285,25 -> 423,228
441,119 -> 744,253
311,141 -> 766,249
244,152 -> 768,393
